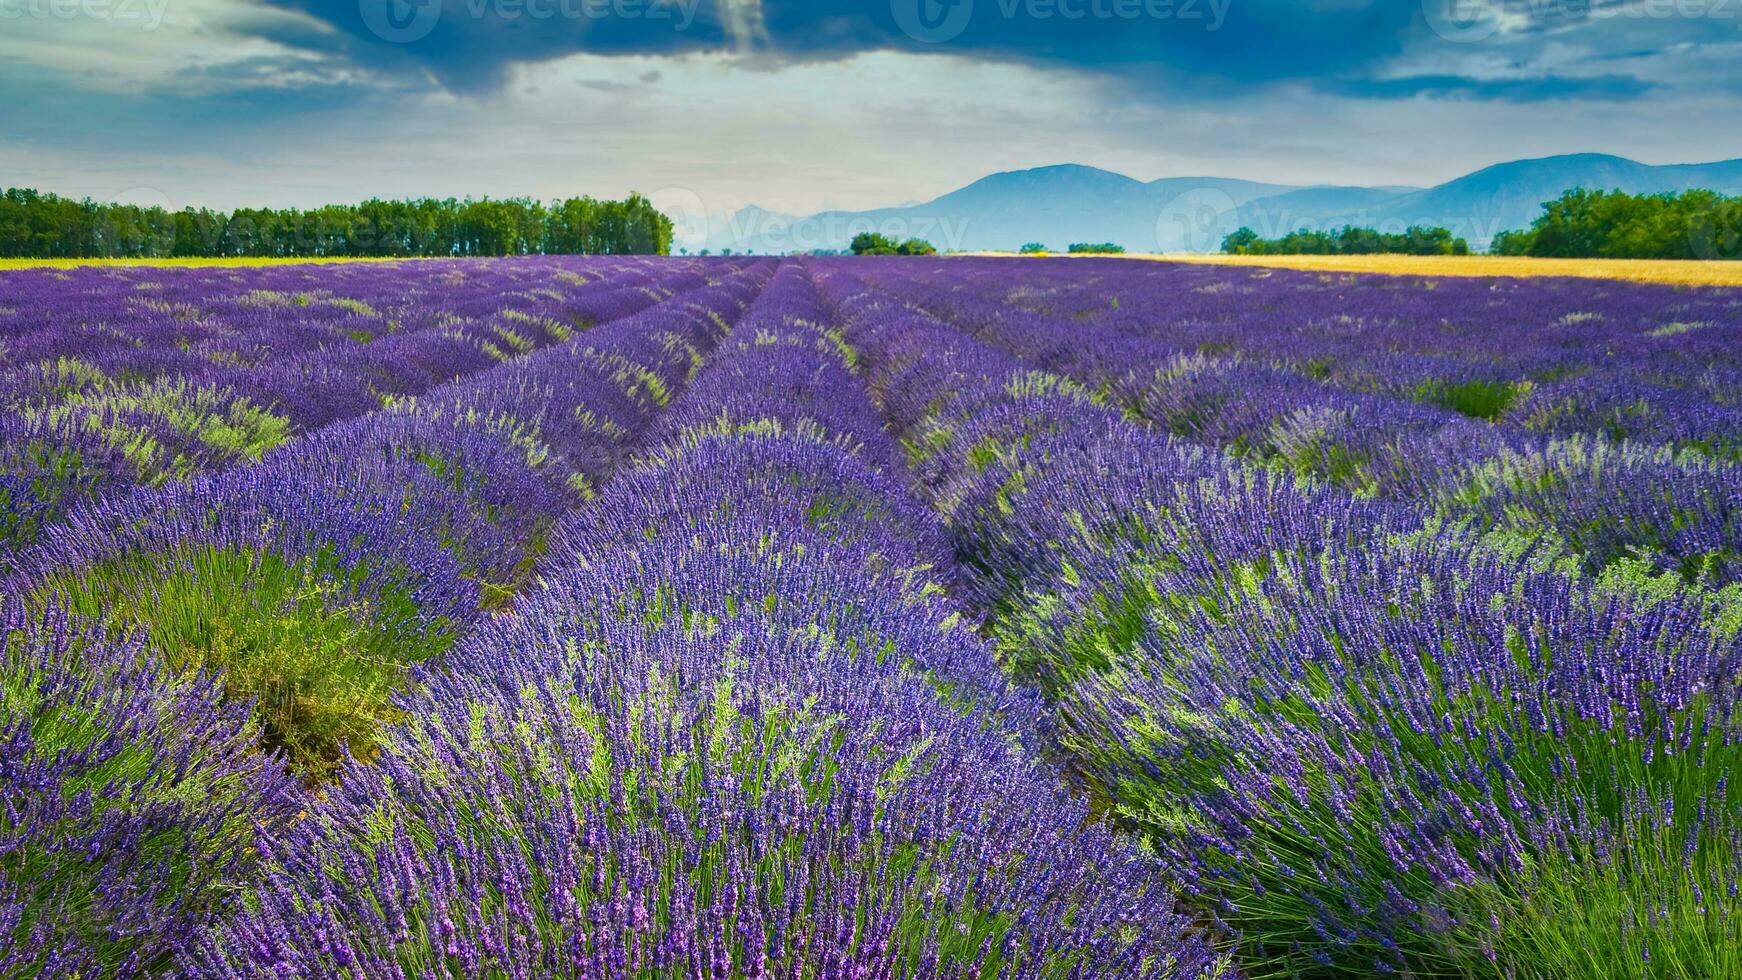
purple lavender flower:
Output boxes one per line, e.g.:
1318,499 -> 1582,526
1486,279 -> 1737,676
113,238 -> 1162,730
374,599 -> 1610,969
0,603 -> 299,977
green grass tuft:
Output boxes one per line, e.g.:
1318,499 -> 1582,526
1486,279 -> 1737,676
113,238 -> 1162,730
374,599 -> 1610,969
1416,378 -> 1527,421
33,545 -> 457,781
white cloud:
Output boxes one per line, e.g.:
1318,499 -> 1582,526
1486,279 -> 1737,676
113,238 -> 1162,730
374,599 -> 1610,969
0,0 -> 358,94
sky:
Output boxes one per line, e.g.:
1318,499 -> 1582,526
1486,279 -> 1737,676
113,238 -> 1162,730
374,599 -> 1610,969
4,0 -> 1741,235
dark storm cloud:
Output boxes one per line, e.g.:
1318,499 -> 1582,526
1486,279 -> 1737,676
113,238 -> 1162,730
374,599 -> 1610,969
241,0 -> 1733,106
253,0 -> 736,90
251,0 -> 1427,93
766,0 -> 1420,80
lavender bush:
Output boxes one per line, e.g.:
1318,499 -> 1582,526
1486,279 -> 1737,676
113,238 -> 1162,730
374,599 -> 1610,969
817,257 -> 1742,976
0,604 -> 299,977
5,253 -> 1739,977
4,261 -> 772,780
0,259 -> 720,555
190,262 -> 1225,978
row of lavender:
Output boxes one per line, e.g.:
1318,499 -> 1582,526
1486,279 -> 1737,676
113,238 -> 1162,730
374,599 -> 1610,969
895,257 -> 1742,452
186,264 -> 1228,977
8,253 -> 1735,978
0,258 -> 704,556
1,260 -> 773,975
812,260 -> 1742,976
853,260 -> 1741,623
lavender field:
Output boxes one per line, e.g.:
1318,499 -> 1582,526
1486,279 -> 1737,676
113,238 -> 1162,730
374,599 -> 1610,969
3,255 -> 1740,979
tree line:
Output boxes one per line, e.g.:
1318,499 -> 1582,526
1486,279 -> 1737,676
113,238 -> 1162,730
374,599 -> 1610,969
1491,188 -> 1742,260
1222,224 -> 1470,256
848,232 -> 937,255
0,189 -> 675,258
1218,188 -> 1742,260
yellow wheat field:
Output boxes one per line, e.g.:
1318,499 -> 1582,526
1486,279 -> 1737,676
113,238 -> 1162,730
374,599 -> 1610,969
1109,253 -> 1742,288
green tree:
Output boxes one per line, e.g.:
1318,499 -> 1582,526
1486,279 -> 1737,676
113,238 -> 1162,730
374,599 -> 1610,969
1220,228 -> 1261,254
1222,224 -> 1468,256
0,188 -> 677,259
849,232 -> 900,255
1507,187 -> 1742,260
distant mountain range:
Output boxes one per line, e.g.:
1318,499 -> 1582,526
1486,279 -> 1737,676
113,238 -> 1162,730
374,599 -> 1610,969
702,154 -> 1742,254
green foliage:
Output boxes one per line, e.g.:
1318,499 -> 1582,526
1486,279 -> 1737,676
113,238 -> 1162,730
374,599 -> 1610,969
1219,227 -> 1260,253
1067,243 -> 1126,254
1058,542 -> 1742,977
0,187 -> 675,259
1490,228 -> 1535,256
1,618 -> 285,975
850,232 -> 900,255
48,382 -> 292,484
1441,438 -> 1739,590
32,545 -> 457,781
848,233 -> 937,256
1414,377 -> 1526,421
1019,242 -> 1049,254
1222,224 -> 1469,256
1496,188 -> 1742,260
1463,820 -> 1742,980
